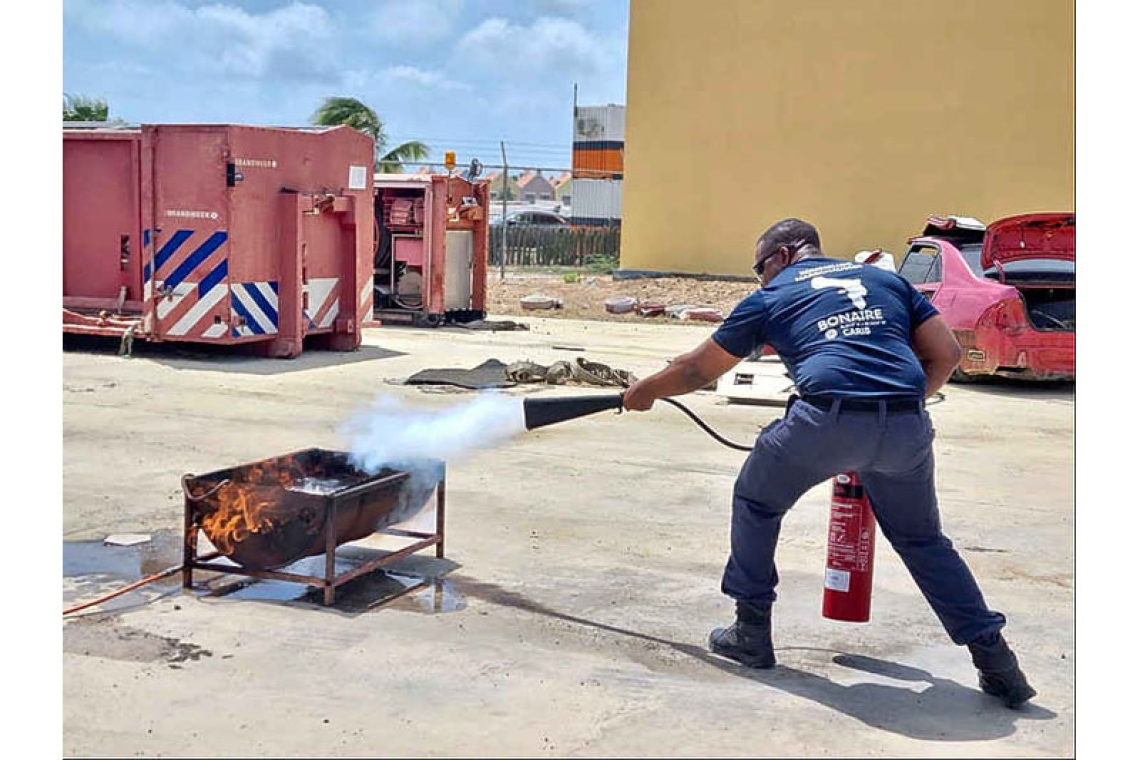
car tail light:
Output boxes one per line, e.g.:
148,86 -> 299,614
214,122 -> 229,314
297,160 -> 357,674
978,296 -> 1030,336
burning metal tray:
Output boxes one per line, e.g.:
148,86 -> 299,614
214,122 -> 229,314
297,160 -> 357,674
181,448 -> 445,605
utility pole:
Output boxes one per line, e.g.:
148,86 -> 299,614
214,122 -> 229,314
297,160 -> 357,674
499,140 -> 508,281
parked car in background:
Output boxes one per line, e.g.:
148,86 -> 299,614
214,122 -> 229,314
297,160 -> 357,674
492,209 -> 569,227
899,213 -> 1075,381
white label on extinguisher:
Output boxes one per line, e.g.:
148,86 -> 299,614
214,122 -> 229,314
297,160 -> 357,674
824,568 -> 851,593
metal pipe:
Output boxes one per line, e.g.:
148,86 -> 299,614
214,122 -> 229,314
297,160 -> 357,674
435,473 -> 446,559
324,499 -> 337,606
64,551 -> 222,616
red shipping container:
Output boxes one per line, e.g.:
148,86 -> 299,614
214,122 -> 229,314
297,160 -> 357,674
63,124 -> 375,357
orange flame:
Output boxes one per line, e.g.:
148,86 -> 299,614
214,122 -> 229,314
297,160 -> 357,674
197,459 -> 309,555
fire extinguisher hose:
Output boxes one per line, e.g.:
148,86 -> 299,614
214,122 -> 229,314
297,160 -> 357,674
660,397 -> 753,452
660,392 -> 943,453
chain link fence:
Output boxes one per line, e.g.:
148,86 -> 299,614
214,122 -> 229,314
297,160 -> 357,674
489,225 -> 621,268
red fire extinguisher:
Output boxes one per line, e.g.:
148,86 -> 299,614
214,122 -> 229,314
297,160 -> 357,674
822,472 -> 877,622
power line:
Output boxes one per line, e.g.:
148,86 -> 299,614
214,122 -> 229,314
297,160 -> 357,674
388,137 -> 571,150
387,142 -> 573,162
395,161 -> 576,173
392,161 -> 621,179
394,143 -> 569,155
397,161 -> 572,173
395,148 -> 571,163
430,153 -> 571,160
391,139 -> 566,149
395,145 -> 569,155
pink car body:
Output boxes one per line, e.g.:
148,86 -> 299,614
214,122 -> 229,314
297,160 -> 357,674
899,213 -> 1075,381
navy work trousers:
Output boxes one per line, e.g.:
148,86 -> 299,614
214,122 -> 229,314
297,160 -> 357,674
721,397 -> 1006,645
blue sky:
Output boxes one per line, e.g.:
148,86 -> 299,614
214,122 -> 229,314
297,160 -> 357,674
63,0 -> 629,170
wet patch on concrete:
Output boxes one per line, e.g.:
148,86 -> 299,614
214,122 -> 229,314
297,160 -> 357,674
63,530 -> 184,613
63,617 -> 212,665
64,529 -> 465,616
382,576 -> 466,614
197,549 -> 462,615
64,529 -> 183,580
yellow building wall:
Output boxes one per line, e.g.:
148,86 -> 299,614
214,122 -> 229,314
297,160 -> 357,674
621,0 -> 1075,275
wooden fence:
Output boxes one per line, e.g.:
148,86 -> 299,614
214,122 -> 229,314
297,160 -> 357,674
488,225 -> 621,267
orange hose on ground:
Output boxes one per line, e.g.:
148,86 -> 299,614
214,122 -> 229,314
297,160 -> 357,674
62,551 -> 221,616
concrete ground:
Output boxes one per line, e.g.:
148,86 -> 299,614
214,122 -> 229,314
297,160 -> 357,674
62,317 -> 1074,757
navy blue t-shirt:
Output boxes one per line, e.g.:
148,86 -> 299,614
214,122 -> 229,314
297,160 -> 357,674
712,257 -> 939,398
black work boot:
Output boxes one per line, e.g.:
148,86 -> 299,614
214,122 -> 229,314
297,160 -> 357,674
967,632 -> 1037,708
709,602 -> 776,668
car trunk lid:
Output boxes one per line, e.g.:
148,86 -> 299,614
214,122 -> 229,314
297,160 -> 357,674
982,213 -> 1075,270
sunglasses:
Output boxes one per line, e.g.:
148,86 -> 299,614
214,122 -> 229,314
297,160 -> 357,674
751,256 -> 773,282
752,241 -> 807,282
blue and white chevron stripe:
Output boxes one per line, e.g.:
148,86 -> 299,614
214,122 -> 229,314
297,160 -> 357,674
231,281 -> 280,337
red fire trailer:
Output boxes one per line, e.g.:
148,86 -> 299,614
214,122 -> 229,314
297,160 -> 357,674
372,172 -> 490,326
63,124 -> 374,357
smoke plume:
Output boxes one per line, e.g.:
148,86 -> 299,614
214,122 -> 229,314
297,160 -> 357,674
343,393 -> 527,473
340,393 -> 527,523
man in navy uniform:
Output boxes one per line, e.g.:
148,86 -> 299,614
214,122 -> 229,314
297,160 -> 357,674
623,218 -> 1034,708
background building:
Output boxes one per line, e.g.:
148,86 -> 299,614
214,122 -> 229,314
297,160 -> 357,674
552,171 -> 573,208
620,0 -> 1075,275
516,171 -> 556,203
485,170 -> 518,202
571,103 -> 624,227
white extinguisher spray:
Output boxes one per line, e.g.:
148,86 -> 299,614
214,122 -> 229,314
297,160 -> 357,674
822,472 -> 877,622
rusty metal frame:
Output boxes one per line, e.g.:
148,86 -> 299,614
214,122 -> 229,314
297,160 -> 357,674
182,470 -> 447,606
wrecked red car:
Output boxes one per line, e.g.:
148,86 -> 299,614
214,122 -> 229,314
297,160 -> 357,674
898,213 -> 1075,381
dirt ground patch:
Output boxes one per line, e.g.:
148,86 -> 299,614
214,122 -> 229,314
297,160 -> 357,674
485,267 -> 756,324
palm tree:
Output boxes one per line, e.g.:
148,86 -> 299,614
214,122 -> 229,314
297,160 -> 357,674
311,96 -> 428,173
376,140 -> 429,174
63,94 -> 109,121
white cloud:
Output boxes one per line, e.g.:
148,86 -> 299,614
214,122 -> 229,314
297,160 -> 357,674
342,64 -> 472,95
382,65 -> 472,93
63,0 -> 339,82
369,0 -> 465,46
456,16 -> 610,79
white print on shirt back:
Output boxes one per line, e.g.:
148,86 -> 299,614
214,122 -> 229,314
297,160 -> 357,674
811,276 -> 868,309
809,275 -> 887,339
794,261 -> 861,282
